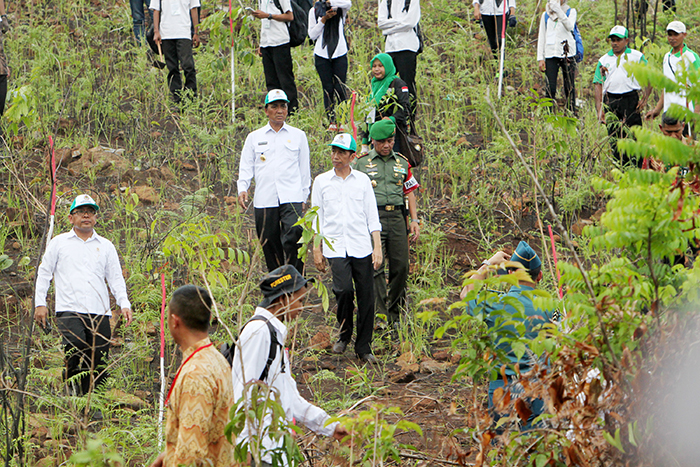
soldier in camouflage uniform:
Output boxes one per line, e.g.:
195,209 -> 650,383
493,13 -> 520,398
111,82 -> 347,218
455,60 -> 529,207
353,119 -> 420,326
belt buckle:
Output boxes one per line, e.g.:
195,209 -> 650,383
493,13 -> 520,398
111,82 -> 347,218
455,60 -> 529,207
385,205 -> 394,211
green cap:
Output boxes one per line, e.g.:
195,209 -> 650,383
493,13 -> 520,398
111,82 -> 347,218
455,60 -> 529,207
69,194 -> 99,213
329,133 -> 357,152
369,119 -> 396,141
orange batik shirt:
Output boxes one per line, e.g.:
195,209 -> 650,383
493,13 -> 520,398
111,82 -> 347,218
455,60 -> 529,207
165,337 -> 235,467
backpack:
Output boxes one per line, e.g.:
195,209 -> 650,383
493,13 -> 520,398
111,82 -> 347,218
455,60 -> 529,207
220,315 -> 284,381
272,0 -> 310,47
544,8 -> 584,63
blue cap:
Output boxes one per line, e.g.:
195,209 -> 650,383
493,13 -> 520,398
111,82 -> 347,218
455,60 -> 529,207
510,241 -> 542,271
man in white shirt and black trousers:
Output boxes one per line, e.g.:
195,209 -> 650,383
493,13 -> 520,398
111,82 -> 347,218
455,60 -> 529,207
312,133 -> 383,363
35,195 -> 132,396
150,0 -> 200,104
237,89 -> 311,274
251,0 -> 299,114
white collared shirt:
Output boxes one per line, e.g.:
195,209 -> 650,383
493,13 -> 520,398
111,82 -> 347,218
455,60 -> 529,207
377,0 -> 421,53
536,7 -> 577,60
150,0 -> 201,40
307,0 -> 351,59
259,0 -> 292,47
472,0 -> 516,17
232,307 -> 337,464
593,48 -> 646,94
35,229 -> 131,315
311,168 -> 381,258
237,122 -> 311,208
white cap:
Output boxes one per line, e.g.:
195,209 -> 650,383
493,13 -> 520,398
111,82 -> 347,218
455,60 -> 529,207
609,25 -> 628,39
264,89 -> 289,105
667,21 -> 686,34
69,194 -> 100,213
329,133 -> 357,152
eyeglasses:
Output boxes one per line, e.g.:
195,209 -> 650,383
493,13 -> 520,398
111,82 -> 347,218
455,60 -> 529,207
72,208 -> 96,216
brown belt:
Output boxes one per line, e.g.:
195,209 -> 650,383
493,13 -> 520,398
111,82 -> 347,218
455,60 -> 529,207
378,205 -> 402,211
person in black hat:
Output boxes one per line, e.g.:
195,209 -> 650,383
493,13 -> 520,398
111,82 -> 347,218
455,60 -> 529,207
231,265 -> 348,466
459,241 -> 552,430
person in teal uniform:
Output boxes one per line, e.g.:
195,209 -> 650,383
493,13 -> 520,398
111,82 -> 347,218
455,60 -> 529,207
460,241 -> 551,429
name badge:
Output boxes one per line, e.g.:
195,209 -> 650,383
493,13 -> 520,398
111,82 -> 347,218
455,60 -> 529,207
258,141 -> 268,146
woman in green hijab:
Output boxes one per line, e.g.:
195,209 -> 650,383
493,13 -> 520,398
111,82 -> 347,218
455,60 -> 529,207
362,53 -> 410,153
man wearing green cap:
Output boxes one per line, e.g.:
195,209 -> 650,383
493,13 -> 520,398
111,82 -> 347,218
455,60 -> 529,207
35,194 -> 132,396
593,25 -> 650,167
312,133 -> 383,363
460,241 -> 552,429
354,119 -> 419,327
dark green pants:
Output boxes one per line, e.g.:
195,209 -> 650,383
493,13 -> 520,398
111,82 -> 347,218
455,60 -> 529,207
375,210 -> 409,323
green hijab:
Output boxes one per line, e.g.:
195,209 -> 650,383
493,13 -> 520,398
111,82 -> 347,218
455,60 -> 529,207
370,53 -> 398,106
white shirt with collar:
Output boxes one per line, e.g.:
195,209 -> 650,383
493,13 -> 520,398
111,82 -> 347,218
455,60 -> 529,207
150,0 -> 200,40
311,167 -> 381,259
662,45 -> 700,112
232,307 -> 337,464
259,0 -> 292,47
536,6 -> 577,60
594,48 -> 646,95
307,0 -> 352,59
472,0 -> 516,17
35,229 -> 131,315
237,122 -> 311,208
377,0 -> 421,53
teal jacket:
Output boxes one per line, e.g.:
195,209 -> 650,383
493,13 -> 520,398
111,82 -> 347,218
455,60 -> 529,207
466,285 -> 549,376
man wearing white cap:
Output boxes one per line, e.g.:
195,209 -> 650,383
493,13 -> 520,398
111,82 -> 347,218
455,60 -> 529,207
35,194 -> 132,396
647,21 -> 700,123
238,90 -> 311,274
593,25 -> 651,167
312,133 -> 382,363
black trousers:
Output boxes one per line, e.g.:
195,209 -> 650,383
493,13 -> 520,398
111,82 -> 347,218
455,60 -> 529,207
161,38 -> 197,103
261,44 -> 299,114
481,15 -> 508,56
254,203 -> 304,273
329,254 -> 374,355
544,57 -> 576,114
389,50 -> 417,119
314,54 -> 348,123
0,74 -> 6,116
56,312 -> 111,395
604,91 -> 643,168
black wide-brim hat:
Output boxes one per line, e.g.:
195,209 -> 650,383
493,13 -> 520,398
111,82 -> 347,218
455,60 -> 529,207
258,265 -> 309,309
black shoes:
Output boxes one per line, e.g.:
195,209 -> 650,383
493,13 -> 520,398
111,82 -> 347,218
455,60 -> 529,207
358,353 -> 378,364
332,340 -> 348,354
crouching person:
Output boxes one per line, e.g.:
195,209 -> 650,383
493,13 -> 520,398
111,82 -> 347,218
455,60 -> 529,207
231,265 -> 348,466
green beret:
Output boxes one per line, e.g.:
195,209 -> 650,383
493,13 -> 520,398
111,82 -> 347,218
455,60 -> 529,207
369,119 -> 396,141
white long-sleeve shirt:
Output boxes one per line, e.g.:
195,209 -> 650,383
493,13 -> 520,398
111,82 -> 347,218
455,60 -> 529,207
473,0 -> 516,17
237,122 -> 311,208
258,0 -> 293,47
311,168 -> 381,259
536,5 -> 577,60
232,308 -> 337,464
35,229 -> 131,315
307,0 -> 352,59
377,0 -> 421,53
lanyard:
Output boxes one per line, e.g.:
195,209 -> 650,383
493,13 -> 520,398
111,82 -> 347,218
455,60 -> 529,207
165,343 -> 214,407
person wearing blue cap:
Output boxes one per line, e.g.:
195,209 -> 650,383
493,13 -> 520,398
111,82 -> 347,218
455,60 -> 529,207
459,241 -> 551,430
237,89 -> 311,274
311,133 -> 383,363
35,194 -> 132,396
